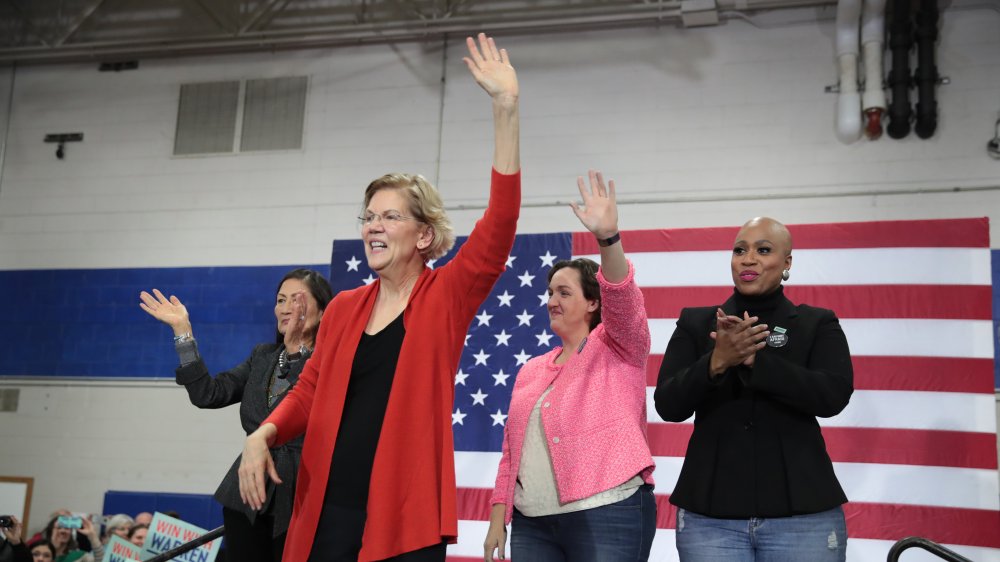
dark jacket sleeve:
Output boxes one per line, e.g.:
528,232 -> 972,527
654,308 -> 720,422
174,345 -> 267,409
5,541 -> 31,562
746,308 -> 854,418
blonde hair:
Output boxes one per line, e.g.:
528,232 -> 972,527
363,173 -> 455,260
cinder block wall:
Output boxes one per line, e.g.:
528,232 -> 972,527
0,6 -> 998,548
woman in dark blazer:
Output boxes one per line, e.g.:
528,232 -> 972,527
139,268 -> 333,562
654,217 -> 853,561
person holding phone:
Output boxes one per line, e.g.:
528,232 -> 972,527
139,268 -> 333,562
0,515 -> 30,562
40,516 -> 102,562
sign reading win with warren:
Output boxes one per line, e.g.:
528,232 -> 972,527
101,536 -> 143,562
141,512 -> 221,562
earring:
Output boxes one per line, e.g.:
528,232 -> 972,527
781,269 -> 790,281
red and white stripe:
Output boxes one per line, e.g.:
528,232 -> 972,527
447,218 -> 1000,561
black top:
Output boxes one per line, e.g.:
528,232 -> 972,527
0,540 -> 31,562
324,312 -> 406,509
654,286 -> 854,518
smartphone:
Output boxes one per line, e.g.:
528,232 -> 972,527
57,515 -> 83,529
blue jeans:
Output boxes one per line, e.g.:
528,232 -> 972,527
510,484 -> 656,562
675,506 -> 847,562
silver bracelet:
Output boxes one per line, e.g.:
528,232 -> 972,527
173,332 -> 193,344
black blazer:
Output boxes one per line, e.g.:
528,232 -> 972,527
654,291 -> 853,518
176,343 -> 305,537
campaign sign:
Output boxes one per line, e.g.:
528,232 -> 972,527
141,512 -> 221,562
101,535 -> 144,562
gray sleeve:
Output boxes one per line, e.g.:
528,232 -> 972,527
175,338 -> 201,366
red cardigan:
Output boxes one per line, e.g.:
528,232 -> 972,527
265,169 -> 520,561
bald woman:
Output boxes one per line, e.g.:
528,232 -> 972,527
654,217 -> 854,562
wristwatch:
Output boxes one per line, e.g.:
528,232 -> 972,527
597,232 -> 621,247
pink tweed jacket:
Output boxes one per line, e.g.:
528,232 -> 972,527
490,260 -> 655,524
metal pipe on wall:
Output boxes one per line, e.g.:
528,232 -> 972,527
913,0 -> 939,139
835,0 -> 863,143
0,63 -> 16,201
886,0 -> 913,139
0,0 -> 839,65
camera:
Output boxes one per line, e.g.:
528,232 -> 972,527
57,515 -> 83,529
0,515 -> 13,528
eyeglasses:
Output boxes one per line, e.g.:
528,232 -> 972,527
358,211 -> 418,227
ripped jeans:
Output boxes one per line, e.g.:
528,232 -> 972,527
674,506 -> 847,562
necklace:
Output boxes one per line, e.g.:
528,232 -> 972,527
277,349 -> 290,377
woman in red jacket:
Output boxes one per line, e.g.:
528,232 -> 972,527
237,33 -> 521,562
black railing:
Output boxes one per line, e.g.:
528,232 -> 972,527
887,536 -> 974,562
145,526 -> 224,562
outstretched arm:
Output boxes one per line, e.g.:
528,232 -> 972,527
443,33 -> 522,316
139,288 -> 193,337
141,288 -> 250,407
463,33 -> 519,174
570,170 -> 626,283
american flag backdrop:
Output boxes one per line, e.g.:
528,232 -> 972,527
330,217 -> 1000,562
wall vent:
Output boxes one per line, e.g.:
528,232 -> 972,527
241,76 -> 308,152
0,388 -> 19,412
173,76 -> 307,156
173,80 -> 240,155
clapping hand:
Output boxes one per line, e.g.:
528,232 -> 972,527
709,309 -> 769,376
282,291 -> 311,351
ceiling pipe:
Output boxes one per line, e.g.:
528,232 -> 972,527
0,0 -> 835,65
834,0 -> 862,144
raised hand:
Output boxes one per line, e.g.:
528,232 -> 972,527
571,169 -> 627,283
139,289 -> 192,336
570,170 -> 619,240
1,514 -> 23,545
79,515 -> 100,545
463,33 -> 518,103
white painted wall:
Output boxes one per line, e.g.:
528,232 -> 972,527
0,6 -> 998,536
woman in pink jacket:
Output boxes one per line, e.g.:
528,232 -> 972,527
484,170 -> 656,562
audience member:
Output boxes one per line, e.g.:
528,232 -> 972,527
127,525 -> 148,548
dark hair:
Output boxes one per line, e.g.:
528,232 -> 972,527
128,523 -> 149,540
547,258 -> 602,330
28,540 -> 56,557
274,269 -> 334,344
42,516 -> 77,553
